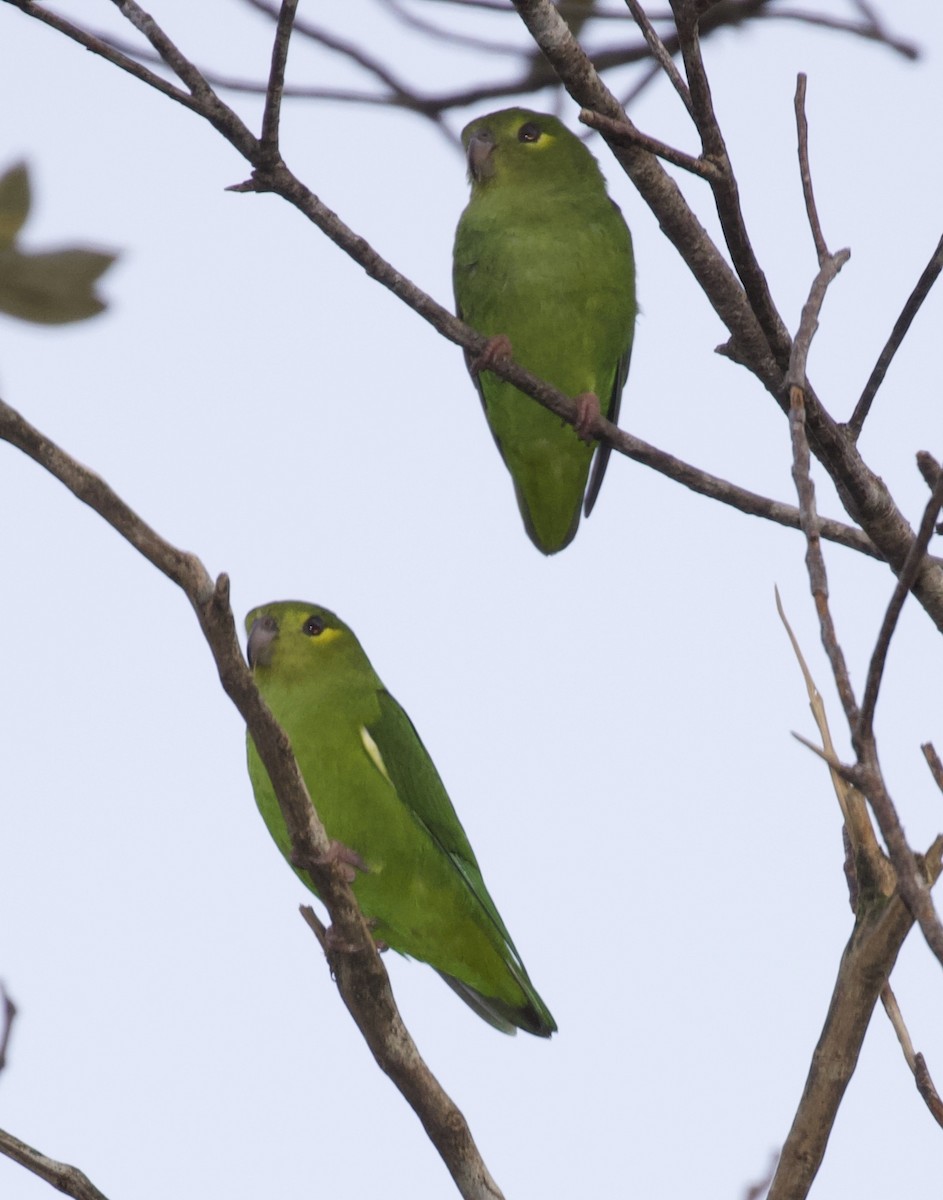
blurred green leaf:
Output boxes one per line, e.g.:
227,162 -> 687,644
0,162 -> 30,250
0,247 -> 118,324
0,160 -> 118,325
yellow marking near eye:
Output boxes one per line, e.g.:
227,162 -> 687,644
360,726 -> 392,784
312,627 -> 343,645
522,131 -> 557,151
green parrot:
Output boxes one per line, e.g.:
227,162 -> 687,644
453,107 -> 636,554
245,600 -> 557,1037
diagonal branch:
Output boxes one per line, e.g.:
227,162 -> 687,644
1,0 -> 201,113
0,397 -> 503,1200
624,0 -> 693,113
880,984 -> 943,1129
0,1128 -> 111,1200
508,0 -> 943,632
847,232 -> 943,439
857,460 -> 943,742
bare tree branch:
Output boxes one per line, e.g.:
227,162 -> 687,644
784,252 -> 851,393
914,1053 -> 943,1128
670,0 -> 791,358
857,460 -> 943,743
788,386 -> 861,726
0,1127 -> 112,1200
7,0 -> 941,634
766,837 -> 943,1200
880,984 -> 943,1129
847,232 -> 943,440
508,0 -> 943,632
922,742 -> 943,795
624,0 -> 693,113
0,397 -> 503,1200
259,0 -> 299,162
579,108 -> 718,178
0,983 -> 15,1075
0,5 -> 939,1198
793,74 -> 828,264
774,589 -> 890,889
1,0 -> 200,113
758,5 -> 919,60
787,376 -> 943,975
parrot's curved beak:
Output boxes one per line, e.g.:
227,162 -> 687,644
466,130 -> 496,182
247,614 -> 279,669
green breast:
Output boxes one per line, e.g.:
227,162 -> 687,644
247,695 -> 534,1006
455,186 -> 635,552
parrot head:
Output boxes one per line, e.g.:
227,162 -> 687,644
246,601 -> 372,686
461,107 -> 601,193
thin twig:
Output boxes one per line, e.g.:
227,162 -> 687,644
669,0 -> 792,362
922,743 -> 943,795
784,250 -> 851,391
624,0 -> 693,114
880,986 -> 943,1128
579,109 -> 720,178
0,983 -> 15,1073
857,459 -> 943,743
743,1151 -> 779,1200
914,1054 -> 943,1128
259,0 -> 299,162
880,982 -> 916,1067
790,731 -> 858,784
774,588 -> 890,890
788,386 -> 861,726
1,0 -> 200,114
760,7 -> 919,60
110,0 -> 258,153
847,232 -> 943,440
794,74 -> 828,263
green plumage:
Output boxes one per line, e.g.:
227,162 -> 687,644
453,108 -> 636,554
245,601 -> 556,1037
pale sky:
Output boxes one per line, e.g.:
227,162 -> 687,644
1,3 -> 942,1198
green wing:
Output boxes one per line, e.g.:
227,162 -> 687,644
583,333 -> 633,518
368,689 -> 517,948
367,689 -> 556,1036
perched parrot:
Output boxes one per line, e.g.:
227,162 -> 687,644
453,107 -> 636,554
245,600 -> 557,1037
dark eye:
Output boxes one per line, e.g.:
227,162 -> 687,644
518,122 -> 541,143
303,614 -> 325,637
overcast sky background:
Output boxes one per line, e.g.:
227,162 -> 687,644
1,3 -> 942,1198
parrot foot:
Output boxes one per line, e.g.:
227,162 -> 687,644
320,839 -> 369,883
471,333 -> 513,375
323,920 -> 388,956
292,839 -> 368,884
323,925 -> 364,954
573,391 -> 601,442
364,917 -> 389,953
